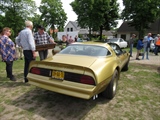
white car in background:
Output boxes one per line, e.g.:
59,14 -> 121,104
107,38 -> 128,48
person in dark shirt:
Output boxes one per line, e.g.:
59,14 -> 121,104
129,34 -> 136,57
59,35 -> 69,50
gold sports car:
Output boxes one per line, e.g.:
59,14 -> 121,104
27,42 -> 130,100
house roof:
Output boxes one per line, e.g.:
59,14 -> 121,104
65,21 -> 80,30
70,21 -> 78,29
117,19 -> 160,34
117,21 -> 137,33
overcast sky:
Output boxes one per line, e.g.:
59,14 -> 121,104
34,0 -> 123,27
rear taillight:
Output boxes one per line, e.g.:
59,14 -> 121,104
30,67 -> 50,77
65,73 -> 95,85
30,67 -> 41,75
80,75 -> 95,85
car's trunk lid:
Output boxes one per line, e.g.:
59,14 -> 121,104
44,54 -> 97,67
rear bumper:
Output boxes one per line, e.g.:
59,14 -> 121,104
27,73 -> 96,99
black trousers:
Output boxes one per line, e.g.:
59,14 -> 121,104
5,61 -> 13,79
23,50 -> 35,82
154,45 -> 160,55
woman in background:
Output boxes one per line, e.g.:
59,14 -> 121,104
0,27 -> 17,81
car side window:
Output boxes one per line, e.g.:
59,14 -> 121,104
109,43 -> 123,55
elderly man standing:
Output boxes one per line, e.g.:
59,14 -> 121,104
142,33 -> 153,60
17,21 -> 36,83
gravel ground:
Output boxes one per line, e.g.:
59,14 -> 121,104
129,52 -> 160,66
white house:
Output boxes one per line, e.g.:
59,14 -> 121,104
64,21 -> 114,39
64,21 -> 89,35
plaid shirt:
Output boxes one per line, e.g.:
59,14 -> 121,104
34,31 -> 52,45
0,35 -> 17,61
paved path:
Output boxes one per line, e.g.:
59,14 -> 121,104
130,52 -> 160,66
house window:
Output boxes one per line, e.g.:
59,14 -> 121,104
67,28 -> 69,32
70,28 -> 73,31
121,34 -> 126,40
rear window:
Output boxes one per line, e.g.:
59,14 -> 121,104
59,44 -> 111,56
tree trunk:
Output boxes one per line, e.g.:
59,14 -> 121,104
99,26 -> 103,41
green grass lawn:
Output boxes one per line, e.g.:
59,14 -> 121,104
0,59 -> 159,120
123,47 -> 137,52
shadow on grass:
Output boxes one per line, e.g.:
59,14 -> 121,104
0,80 -> 30,88
0,73 -> 30,87
11,88 -> 109,120
157,67 -> 160,74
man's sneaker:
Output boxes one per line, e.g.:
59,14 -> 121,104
10,76 -> 16,81
24,78 -> 28,83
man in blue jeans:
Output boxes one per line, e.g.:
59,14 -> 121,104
142,33 -> 153,60
129,34 -> 136,57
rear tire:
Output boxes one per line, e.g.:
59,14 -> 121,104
102,70 -> 118,99
122,58 -> 130,71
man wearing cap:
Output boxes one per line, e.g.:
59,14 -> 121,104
129,34 -> 136,57
16,20 -> 36,83
34,25 -> 56,60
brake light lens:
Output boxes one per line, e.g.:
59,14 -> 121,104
30,67 -> 41,75
80,75 -> 95,85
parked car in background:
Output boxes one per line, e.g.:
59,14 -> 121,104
27,42 -> 130,100
107,38 -> 128,48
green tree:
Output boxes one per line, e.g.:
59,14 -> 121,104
39,0 -> 67,34
0,0 -> 37,39
0,15 -> 5,31
28,14 -> 43,32
70,0 -> 119,40
121,0 -> 160,38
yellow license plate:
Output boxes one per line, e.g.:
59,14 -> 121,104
52,70 -> 64,79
